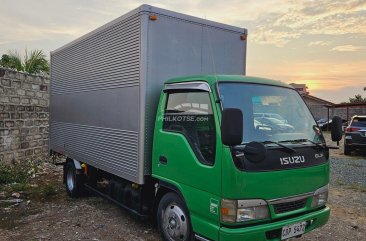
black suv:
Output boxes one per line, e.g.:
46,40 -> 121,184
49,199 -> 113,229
344,115 -> 366,155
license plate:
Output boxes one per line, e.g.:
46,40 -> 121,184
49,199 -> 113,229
281,222 -> 306,240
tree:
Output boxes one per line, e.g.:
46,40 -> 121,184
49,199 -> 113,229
0,49 -> 49,74
24,49 -> 49,73
0,51 -> 23,71
349,94 -> 366,103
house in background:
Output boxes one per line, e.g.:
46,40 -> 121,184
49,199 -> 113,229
301,94 -> 334,120
290,83 -> 309,95
290,83 -> 334,120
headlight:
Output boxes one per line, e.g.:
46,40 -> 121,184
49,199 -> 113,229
221,199 -> 269,223
311,185 -> 328,208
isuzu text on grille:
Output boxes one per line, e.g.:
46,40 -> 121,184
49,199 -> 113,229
280,156 -> 305,165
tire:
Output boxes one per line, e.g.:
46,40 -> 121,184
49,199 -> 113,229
344,146 -> 352,156
64,161 -> 85,197
331,116 -> 343,142
157,193 -> 194,241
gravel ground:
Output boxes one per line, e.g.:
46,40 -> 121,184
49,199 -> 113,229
330,158 -> 366,186
323,131 -> 366,187
0,132 -> 365,241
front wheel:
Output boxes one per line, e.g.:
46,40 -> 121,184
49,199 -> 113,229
64,161 -> 85,197
157,193 -> 193,241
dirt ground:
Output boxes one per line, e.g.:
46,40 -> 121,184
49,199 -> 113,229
1,133 -> 365,241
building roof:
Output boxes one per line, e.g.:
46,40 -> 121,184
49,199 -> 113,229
325,102 -> 366,108
301,94 -> 334,105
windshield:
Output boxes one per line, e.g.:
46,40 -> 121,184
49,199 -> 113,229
218,82 -> 324,144
351,117 -> 366,127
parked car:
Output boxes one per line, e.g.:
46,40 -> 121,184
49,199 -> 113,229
253,119 -> 271,130
344,115 -> 366,155
316,118 -> 332,130
255,117 -> 295,132
254,112 -> 288,123
316,118 -> 347,131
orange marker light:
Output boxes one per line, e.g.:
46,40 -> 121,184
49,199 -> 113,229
221,207 -> 229,215
81,163 -> 88,175
149,15 -> 158,21
240,35 -> 247,41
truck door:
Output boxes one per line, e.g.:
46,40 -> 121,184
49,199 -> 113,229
152,82 -> 221,239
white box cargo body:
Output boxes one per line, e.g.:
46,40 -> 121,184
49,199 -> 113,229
50,5 -> 247,184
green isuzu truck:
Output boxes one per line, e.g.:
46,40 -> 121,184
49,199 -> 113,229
50,5 -> 342,241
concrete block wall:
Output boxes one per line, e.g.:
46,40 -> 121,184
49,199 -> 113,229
0,68 -> 49,164
331,107 -> 366,121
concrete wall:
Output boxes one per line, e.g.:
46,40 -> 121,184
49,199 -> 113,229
330,107 -> 366,121
0,68 -> 49,164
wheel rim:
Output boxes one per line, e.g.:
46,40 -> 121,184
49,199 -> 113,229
162,203 -> 188,241
66,167 -> 75,191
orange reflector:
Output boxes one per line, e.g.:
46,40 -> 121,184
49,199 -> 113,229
81,163 -> 88,175
221,207 -> 229,215
149,15 -> 158,21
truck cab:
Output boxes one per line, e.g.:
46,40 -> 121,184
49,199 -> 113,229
152,75 -> 333,241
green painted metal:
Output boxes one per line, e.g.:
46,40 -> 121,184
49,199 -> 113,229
152,90 -> 223,240
152,75 -> 329,241
219,207 -> 330,241
164,75 -> 292,89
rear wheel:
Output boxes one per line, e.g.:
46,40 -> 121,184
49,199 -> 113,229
344,145 -> 352,156
65,161 -> 85,197
157,193 -> 193,241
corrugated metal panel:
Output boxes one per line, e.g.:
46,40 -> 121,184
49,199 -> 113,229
51,122 -> 139,179
50,5 -> 247,184
50,12 -> 142,183
51,14 -> 141,95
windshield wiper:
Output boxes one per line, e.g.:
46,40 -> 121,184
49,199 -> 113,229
261,141 -> 297,153
279,139 -> 325,149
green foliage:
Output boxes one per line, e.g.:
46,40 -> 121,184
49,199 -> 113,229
10,182 -> 31,192
0,51 -> 23,71
24,49 -> 49,73
0,162 -> 31,184
349,94 -> 366,103
0,49 -> 49,74
42,184 -> 57,197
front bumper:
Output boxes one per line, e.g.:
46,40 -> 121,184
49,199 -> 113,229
219,206 -> 330,241
346,143 -> 366,148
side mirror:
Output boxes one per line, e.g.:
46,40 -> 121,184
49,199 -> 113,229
221,108 -> 243,146
331,116 -> 343,144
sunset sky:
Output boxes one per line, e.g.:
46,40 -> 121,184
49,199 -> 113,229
1,0 -> 365,103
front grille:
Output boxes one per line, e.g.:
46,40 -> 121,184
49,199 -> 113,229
273,198 -> 307,214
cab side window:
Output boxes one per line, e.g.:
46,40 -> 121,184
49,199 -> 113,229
163,91 -> 216,165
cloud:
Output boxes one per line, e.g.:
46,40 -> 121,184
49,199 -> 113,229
300,0 -> 366,16
251,28 -> 301,47
308,41 -> 331,46
249,0 -> 366,46
1,0 -> 365,49
331,45 -> 365,51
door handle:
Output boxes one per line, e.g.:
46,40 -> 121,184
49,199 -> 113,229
159,156 -> 168,165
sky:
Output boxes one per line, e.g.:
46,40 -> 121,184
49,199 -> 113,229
0,0 -> 365,103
